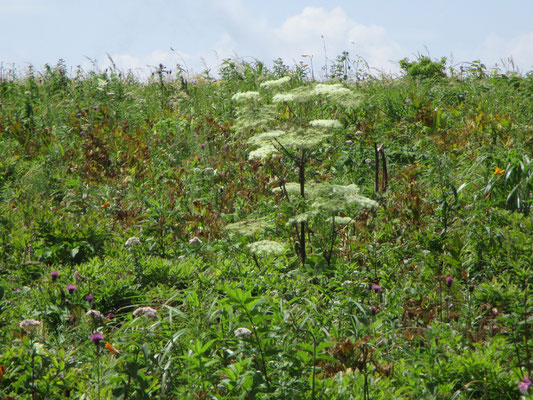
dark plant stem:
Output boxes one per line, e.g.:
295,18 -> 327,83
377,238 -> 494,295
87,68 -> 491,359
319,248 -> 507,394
374,143 -> 380,193
96,344 -> 101,400
326,216 -> 336,266
524,280 -> 531,377
298,149 -> 306,264
310,331 -> 317,400
379,144 -> 388,192
31,341 -> 36,400
243,309 -> 271,390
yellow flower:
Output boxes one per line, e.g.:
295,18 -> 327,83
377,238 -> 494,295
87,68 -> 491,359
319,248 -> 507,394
494,167 -> 505,176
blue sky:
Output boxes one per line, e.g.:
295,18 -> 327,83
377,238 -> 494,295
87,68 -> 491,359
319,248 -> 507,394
2,0 -> 533,78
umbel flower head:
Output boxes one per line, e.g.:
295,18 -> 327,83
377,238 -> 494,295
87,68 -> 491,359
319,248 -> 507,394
234,327 -> 252,338
90,331 -> 104,344
125,236 -> 141,248
19,319 -> 42,333
86,309 -> 104,320
50,271 -> 60,281
133,306 -> 158,320
66,284 -> 77,294
189,237 -> 202,246
446,276 -> 454,288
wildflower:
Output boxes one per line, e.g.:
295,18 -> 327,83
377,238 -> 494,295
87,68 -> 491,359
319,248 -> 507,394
518,376 -> 531,394
405,98 -> 412,104
224,145 -> 229,152
85,294 -> 94,302
371,284 -> 382,293
92,105 -> 98,110
189,237 -> 202,246
260,76 -> 291,89
494,166 -> 505,176
66,284 -> 77,294
446,276 -> 454,288
106,312 -> 115,319
19,319 -> 42,333
231,91 -> 260,103
309,119 -> 343,129
50,270 -> 60,281
80,130 -> 85,135
234,327 -> 252,338
370,306 -> 377,316
90,331 -> 104,344
86,309 -> 103,320
201,143 -> 205,149
125,236 -> 141,248
133,306 -> 158,319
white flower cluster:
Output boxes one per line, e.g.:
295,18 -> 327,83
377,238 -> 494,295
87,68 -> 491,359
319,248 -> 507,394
133,306 -> 158,320
309,119 -> 343,129
86,309 -> 104,319
272,92 -> 296,104
234,327 -> 253,338
19,319 -> 42,332
231,91 -> 260,103
260,76 -> 291,89
189,237 -> 202,246
125,237 -> 141,248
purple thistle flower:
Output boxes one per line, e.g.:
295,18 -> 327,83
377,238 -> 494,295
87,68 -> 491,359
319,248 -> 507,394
370,306 -> 377,316
106,312 -> 115,319
51,271 -> 60,281
446,276 -> 453,288
90,331 -> 104,344
92,105 -> 98,110
201,143 -> 205,149
66,284 -> 77,294
371,284 -> 382,293
85,294 -> 94,302
224,145 -> 229,152
518,376 -> 531,394
80,130 -> 85,135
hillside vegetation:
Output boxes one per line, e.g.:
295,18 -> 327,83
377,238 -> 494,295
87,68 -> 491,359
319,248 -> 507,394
0,57 -> 531,399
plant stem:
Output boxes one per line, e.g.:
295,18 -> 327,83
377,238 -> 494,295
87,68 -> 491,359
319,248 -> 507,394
299,149 -> 306,264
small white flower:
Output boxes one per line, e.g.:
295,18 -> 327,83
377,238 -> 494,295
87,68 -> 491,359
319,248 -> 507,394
309,119 -> 343,129
231,91 -> 260,103
260,76 -> 291,89
189,237 -> 202,246
234,327 -> 253,338
133,306 -> 158,320
125,237 -> 141,248
86,310 -> 104,319
19,319 -> 42,332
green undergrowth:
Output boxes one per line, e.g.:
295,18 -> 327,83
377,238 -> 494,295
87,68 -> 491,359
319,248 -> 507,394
0,56 -> 531,399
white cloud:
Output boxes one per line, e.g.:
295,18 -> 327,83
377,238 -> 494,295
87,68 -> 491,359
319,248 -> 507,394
479,32 -> 533,72
210,3 -> 403,75
96,3 -> 405,78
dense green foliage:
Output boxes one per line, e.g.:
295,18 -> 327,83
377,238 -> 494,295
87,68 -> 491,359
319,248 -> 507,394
0,56 -> 531,399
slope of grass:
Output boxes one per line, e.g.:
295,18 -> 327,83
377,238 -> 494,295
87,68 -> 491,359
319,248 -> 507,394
0,57 -> 531,399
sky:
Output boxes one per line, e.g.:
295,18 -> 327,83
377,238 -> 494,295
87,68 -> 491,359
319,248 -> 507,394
1,0 -> 533,78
